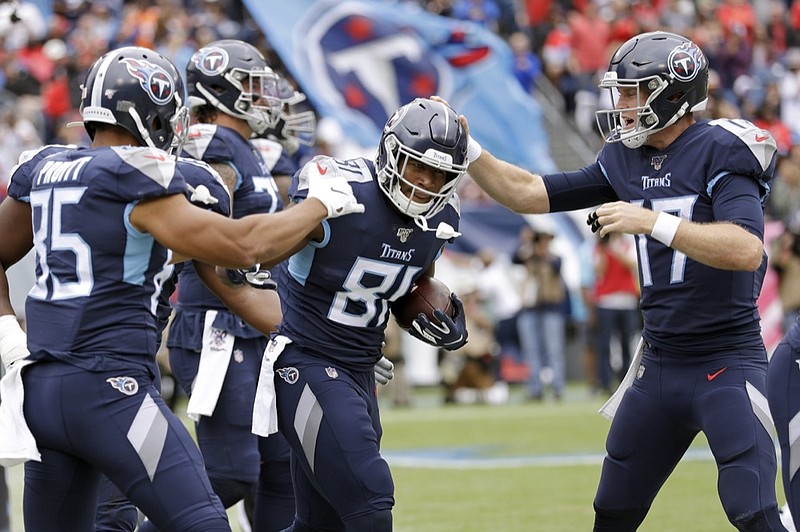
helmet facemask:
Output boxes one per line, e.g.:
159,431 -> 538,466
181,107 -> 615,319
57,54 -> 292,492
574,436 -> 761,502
596,74 -> 670,149
378,133 -> 466,224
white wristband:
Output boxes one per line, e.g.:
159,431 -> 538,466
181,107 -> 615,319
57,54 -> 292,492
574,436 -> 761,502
467,136 -> 482,163
650,211 -> 681,247
0,314 -> 29,369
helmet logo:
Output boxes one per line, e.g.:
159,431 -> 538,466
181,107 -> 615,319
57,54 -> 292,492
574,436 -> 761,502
121,58 -> 174,105
667,42 -> 704,82
193,47 -> 229,76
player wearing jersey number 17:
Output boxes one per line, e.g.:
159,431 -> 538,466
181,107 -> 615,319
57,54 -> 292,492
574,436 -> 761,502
449,30 -> 783,531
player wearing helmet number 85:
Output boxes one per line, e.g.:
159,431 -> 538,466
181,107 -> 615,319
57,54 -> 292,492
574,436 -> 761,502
251,98 -> 469,531
0,45 -> 361,532
455,31 -> 784,530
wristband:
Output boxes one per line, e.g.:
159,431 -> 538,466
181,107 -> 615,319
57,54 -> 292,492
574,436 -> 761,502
0,314 -> 29,368
650,211 -> 681,246
467,136 -> 482,163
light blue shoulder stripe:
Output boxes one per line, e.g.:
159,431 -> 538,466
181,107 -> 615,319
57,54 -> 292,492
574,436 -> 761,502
287,220 -> 330,286
706,171 -> 731,198
597,160 -> 612,186
123,202 -> 155,285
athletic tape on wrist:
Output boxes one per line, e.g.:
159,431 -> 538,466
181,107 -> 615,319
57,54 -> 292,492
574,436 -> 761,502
467,137 -> 482,163
650,211 -> 681,247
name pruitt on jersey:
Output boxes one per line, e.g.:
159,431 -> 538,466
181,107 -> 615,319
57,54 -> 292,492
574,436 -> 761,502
34,157 -> 92,185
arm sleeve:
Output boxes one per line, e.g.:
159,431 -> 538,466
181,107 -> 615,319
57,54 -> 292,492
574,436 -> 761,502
542,162 -> 618,212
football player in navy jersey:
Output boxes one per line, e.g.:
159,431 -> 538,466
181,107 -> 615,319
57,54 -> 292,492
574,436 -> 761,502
250,97 -> 470,531
252,74 -> 317,206
0,46 -> 362,532
452,31 -> 784,531
164,39 -> 295,531
767,317 -> 800,530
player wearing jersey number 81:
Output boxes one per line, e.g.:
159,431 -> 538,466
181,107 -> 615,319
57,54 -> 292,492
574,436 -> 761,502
253,97 -> 469,531
450,30 -> 784,531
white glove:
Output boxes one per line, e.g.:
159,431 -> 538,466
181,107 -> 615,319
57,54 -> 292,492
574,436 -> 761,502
374,356 -> 395,385
0,314 -> 29,370
306,161 -> 365,218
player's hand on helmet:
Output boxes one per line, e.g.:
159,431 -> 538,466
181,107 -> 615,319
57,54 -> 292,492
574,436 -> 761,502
306,160 -> 365,219
225,264 -> 277,290
374,355 -> 395,385
408,293 -> 468,351
0,314 -> 30,370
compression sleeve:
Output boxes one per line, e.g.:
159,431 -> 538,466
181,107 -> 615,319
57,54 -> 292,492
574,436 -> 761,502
542,161 -> 618,212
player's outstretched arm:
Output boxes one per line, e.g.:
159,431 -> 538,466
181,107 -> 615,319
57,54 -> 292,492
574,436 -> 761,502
130,193 -> 329,269
466,149 -> 551,214
194,261 -> 282,335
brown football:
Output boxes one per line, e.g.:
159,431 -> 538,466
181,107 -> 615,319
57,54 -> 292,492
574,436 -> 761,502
391,276 -> 454,330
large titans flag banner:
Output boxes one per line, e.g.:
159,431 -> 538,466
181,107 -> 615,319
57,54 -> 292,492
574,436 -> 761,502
243,0 -> 556,173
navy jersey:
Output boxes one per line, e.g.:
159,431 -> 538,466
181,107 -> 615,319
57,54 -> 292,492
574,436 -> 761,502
251,137 -> 299,177
10,145 -> 186,377
543,119 -> 777,354
277,156 -> 460,369
177,123 -> 281,312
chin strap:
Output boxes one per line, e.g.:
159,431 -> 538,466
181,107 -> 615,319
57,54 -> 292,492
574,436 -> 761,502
412,216 -> 461,240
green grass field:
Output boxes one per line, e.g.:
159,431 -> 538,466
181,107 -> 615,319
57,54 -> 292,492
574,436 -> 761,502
4,384 -> 777,531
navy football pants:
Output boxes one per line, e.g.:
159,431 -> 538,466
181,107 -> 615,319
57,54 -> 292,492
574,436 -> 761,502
22,361 -> 229,531
274,345 -> 394,531
767,321 -> 800,531
594,345 -> 783,530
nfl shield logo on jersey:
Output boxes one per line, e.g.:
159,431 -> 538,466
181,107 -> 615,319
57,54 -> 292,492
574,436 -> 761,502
106,376 -> 139,396
396,227 -> 413,243
650,155 -> 667,170
326,367 -> 339,379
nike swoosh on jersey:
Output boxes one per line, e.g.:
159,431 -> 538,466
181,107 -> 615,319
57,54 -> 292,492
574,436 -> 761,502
316,162 -> 328,175
706,367 -> 728,381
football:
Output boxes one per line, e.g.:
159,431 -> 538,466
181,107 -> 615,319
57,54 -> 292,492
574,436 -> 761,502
391,276 -> 454,330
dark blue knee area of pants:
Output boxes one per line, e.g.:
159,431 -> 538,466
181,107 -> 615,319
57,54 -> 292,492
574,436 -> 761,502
729,505 -> 785,531
209,476 -> 255,508
593,504 -> 648,532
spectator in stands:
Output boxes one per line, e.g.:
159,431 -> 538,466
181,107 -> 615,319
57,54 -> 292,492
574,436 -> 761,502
771,228 -> 800,334
515,228 -> 567,401
767,156 -> 800,225
591,232 -> 640,395
509,31 -> 542,95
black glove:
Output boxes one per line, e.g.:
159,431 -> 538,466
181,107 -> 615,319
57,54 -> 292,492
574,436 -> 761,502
587,210 -> 601,233
225,264 -> 277,290
408,293 -> 468,351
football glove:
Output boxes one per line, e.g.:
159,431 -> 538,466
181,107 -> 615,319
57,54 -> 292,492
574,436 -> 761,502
306,160 -> 365,218
225,264 -> 278,290
0,314 -> 29,370
408,293 -> 468,351
374,355 -> 395,385
587,210 -> 601,233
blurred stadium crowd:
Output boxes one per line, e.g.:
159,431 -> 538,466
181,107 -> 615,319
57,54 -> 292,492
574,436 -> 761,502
3,0 -> 800,404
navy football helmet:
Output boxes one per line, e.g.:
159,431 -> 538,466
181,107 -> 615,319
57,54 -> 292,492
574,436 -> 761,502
376,98 -> 468,224
595,31 -> 708,148
186,39 -> 280,134
79,46 -> 188,151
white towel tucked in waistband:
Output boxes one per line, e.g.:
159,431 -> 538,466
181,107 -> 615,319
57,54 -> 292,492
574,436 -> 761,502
252,335 -> 292,437
599,338 -> 644,420
0,359 -> 40,466
186,310 -> 235,422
